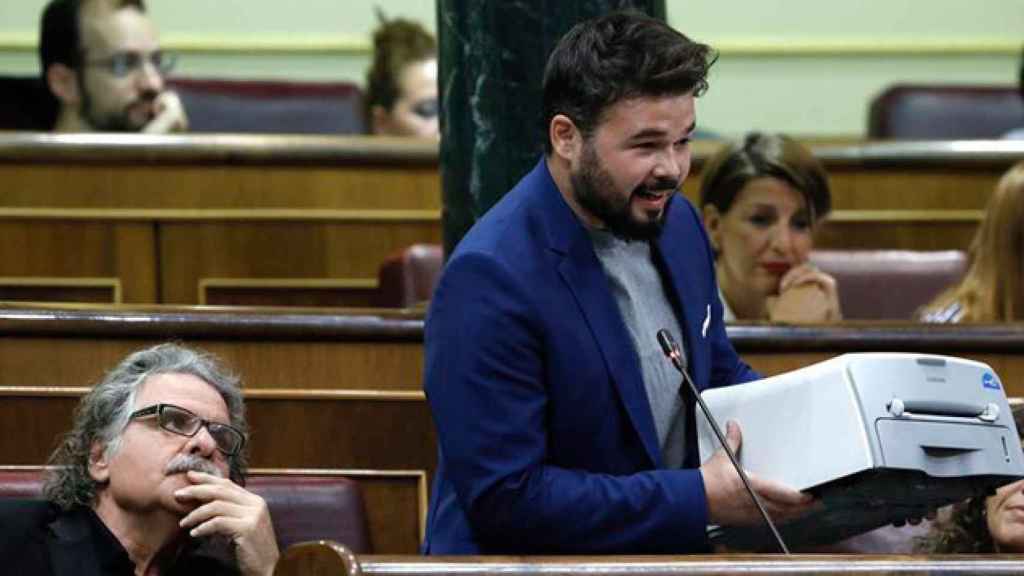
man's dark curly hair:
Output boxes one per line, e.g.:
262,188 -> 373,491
542,11 -> 716,153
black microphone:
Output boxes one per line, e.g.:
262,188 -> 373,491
656,328 -> 790,555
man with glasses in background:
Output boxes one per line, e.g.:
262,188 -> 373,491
40,0 -> 188,133
0,343 -> 279,575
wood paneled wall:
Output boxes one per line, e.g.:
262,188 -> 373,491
1,135 -> 1020,307
0,135 -> 441,306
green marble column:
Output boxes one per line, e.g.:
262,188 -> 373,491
437,0 -> 667,256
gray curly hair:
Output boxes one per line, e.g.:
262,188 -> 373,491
43,343 -> 248,510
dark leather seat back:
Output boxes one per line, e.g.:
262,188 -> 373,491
0,76 -> 57,130
0,467 -> 372,552
810,249 -> 967,320
376,243 -> 444,308
868,84 -> 1023,139
0,74 -> 367,134
168,78 -> 367,135
371,245 -> 970,319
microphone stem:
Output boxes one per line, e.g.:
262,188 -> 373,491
678,362 -> 791,555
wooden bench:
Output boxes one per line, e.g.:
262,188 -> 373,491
280,552 -> 1024,576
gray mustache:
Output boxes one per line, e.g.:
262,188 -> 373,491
165,454 -> 223,478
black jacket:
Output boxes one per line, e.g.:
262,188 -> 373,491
0,499 -> 238,576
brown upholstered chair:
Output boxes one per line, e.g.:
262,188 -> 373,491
868,84 -> 1024,140
376,243 -> 444,308
0,467 -> 372,553
809,250 -> 967,320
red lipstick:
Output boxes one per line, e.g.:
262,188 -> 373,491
762,262 -> 791,275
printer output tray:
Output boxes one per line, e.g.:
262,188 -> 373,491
711,468 -> 1014,551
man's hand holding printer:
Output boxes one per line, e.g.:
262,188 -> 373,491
701,421 -> 816,526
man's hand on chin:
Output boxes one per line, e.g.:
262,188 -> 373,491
142,91 -> 189,134
175,470 -> 279,576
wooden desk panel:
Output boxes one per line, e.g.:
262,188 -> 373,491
0,164 -> 440,211
200,280 -> 381,308
0,336 -> 424,391
0,135 -> 441,307
814,219 -> 979,251
826,167 -> 1002,211
159,219 -> 441,304
284,552 -> 1024,576
355,555 -> 1024,575
4,305 -> 1024,393
0,220 -> 156,302
336,470 -> 426,555
1,137 -> 1021,307
0,390 -> 435,475
0,278 -> 121,304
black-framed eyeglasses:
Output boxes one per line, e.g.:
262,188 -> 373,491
82,50 -> 178,79
129,403 -> 245,456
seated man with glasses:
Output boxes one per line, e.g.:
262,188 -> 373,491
0,343 -> 279,575
40,0 -> 188,132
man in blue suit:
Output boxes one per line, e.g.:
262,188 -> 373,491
423,12 -> 813,554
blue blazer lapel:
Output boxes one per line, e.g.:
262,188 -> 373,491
530,158 -> 663,468
654,196 -> 709,391
557,242 -> 663,468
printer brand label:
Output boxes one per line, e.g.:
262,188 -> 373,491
982,372 -> 1001,390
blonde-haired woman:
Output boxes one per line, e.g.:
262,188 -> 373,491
921,161 -> 1024,322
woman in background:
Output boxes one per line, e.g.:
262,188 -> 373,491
700,132 -> 841,323
918,478 -> 1024,552
920,161 -> 1024,322
364,13 -> 439,138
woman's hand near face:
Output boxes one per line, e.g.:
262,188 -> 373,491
765,263 -> 842,323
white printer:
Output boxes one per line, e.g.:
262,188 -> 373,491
696,352 -> 1024,549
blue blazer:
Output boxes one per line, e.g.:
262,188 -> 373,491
423,158 -> 759,554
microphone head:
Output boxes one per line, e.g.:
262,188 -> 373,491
656,329 -> 678,359
657,329 -> 685,374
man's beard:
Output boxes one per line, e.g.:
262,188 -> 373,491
76,72 -> 155,132
569,142 -> 676,241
